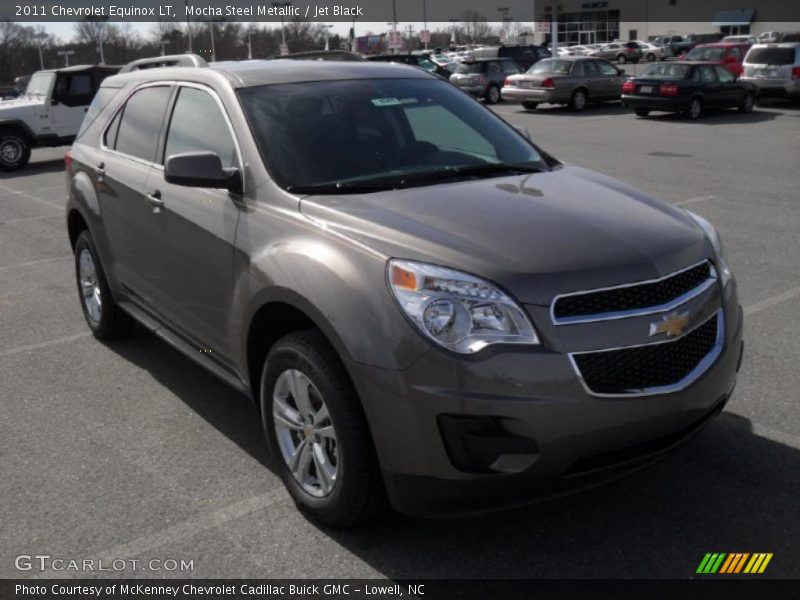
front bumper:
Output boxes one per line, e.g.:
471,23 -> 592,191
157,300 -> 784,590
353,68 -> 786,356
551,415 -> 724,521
347,285 -> 743,517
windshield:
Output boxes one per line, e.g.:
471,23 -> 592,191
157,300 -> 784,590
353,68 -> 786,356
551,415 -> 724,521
641,63 -> 691,78
238,78 -> 547,192
746,47 -> 796,64
687,47 -> 726,61
528,59 -> 572,75
25,72 -> 54,96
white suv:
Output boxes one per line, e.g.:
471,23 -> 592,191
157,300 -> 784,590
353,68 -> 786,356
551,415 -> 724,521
740,43 -> 800,99
0,65 -> 118,170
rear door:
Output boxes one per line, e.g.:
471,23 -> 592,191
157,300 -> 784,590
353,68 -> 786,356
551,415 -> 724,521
143,83 -> 242,359
595,59 -> 624,98
96,84 -> 173,306
713,65 -> 744,106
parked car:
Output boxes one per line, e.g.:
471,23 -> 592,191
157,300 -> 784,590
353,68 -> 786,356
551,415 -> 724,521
590,41 -> 642,64
471,45 -> 551,70
449,58 -> 522,103
368,53 -> 453,79
758,32 -> 781,43
652,35 -> 695,56
686,33 -> 725,46
66,57 -> 743,524
637,42 -> 673,61
621,61 -> 758,118
682,43 -> 751,77
740,43 -> 800,99
779,33 -> 800,42
0,64 -> 119,170
502,57 -> 625,111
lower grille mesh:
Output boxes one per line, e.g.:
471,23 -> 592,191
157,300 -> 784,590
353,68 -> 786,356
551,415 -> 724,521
573,315 -> 718,395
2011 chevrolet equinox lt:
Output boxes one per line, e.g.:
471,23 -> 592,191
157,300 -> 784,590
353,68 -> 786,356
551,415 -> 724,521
65,58 -> 743,525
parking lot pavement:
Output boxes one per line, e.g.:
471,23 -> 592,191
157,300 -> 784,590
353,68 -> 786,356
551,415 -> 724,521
2,98 -> 799,580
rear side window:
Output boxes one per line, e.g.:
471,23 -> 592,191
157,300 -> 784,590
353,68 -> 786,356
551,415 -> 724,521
164,87 -> 237,168
456,62 -> 484,74
77,86 -> 119,138
714,65 -> 735,82
746,47 -> 795,64
597,61 -> 619,76
113,86 -> 172,162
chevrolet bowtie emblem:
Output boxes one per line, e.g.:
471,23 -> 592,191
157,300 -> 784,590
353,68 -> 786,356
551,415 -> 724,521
650,311 -> 691,337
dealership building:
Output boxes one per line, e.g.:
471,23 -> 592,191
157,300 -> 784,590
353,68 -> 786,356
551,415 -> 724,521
531,0 -> 800,44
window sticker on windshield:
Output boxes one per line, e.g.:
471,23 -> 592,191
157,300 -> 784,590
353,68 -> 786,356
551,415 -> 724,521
371,97 -> 401,107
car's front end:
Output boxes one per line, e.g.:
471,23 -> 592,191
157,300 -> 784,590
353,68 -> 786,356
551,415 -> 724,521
299,165 -> 742,517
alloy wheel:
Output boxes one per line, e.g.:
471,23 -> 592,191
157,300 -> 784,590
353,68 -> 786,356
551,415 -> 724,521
273,369 -> 338,497
78,249 -> 102,324
688,99 -> 702,119
488,86 -> 500,103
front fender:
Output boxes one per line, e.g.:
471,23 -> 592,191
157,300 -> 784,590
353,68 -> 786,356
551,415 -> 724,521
234,216 -> 431,374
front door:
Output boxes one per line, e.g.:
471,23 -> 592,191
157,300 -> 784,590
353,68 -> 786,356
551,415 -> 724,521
143,84 -> 242,360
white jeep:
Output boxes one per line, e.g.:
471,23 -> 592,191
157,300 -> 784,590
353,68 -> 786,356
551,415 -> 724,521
0,65 -> 118,170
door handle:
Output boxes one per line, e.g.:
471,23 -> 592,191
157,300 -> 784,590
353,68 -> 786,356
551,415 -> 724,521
93,162 -> 105,179
147,190 -> 164,213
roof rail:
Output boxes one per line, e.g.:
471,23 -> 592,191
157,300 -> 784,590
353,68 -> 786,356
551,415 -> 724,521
119,54 -> 207,73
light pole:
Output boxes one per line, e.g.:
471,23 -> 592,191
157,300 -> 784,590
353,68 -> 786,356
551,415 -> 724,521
247,31 -> 253,59
209,21 -> 216,61
351,15 -> 358,53
272,1 -> 290,52
321,24 -> 332,51
185,0 -> 193,52
449,18 -> 459,48
33,32 -> 47,69
391,0 -> 398,54
422,0 -> 428,50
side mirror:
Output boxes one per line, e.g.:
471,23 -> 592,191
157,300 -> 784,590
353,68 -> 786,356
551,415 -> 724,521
165,152 -> 241,193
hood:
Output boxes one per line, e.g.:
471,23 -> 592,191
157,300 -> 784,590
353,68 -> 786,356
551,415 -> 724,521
0,95 -> 43,117
300,165 -> 708,305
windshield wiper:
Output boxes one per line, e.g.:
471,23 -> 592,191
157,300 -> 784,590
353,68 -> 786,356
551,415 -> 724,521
286,163 -> 545,195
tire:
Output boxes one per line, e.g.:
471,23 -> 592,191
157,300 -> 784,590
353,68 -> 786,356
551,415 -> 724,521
73,230 -> 134,339
634,108 -> 650,117
684,97 -> 702,120
0,129 -> 31,171
739,92 -> 755,113
617,54 -> 627,64
647,53 -> 656,62
260,329 -> 387,526
521,101 -> 539,110
485,84 -> 501,104
569,89 -> 588,111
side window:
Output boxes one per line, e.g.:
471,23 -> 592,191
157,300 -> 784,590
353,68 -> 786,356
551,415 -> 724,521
164,87 -> 237,169
597,60 -> 620,76
104,109 -> 122,148
114,86 -> 172,162
571,62 -> 584,77
502,61 -> 520,74
714,65 -> 735,83
488,62 -> 503,74
729,47 -> 742,60
699,65 -> 717,83
583,60 -> 601,77
54,73 -> 93,106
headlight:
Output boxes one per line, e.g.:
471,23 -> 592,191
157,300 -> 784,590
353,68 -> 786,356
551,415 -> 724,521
387,259 -> 539,354
686,211 -> 732,286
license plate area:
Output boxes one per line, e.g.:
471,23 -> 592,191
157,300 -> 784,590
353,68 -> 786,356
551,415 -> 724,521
639,85 -> 653,94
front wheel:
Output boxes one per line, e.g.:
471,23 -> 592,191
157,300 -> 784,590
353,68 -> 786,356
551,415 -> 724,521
260,330 -> 386,525
522,101 -> 539,110
617,54 -> 627,64
0,130 -> 31,171
739,92 -> 755,113
485,84 -> 501,104
73,230 -> 134,339
634,108 -> 650,117
647,53 -> 656,62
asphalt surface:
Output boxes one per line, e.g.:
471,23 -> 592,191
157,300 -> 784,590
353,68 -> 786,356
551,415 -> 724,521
1,95 -> 799,580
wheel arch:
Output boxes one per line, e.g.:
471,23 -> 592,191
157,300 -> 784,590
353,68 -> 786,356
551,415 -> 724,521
0,120 -> 35,141
67,208 -> 89,249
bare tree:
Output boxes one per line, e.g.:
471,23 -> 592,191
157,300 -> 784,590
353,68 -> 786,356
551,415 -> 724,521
460,10 -> 494,44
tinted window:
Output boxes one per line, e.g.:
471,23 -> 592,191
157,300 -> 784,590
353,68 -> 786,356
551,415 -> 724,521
114,86 -> 171,162
238,78 -> 546,191
746,47 -> 795,64
642,63 -> 692,78
164,87 -> 237,168
455,62 -> 484,74
687,47 -> 725,61
714,65 -> 735,82
698,65 -> 717,83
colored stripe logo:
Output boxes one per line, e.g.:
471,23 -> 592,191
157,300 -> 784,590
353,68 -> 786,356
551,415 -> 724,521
697,553 -> 773,574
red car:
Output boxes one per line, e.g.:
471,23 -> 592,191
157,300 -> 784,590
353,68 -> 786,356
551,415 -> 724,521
681,43 -> 751,77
